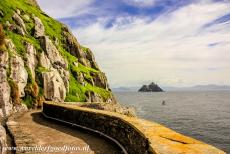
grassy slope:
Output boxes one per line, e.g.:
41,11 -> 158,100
0,0 -> 111,104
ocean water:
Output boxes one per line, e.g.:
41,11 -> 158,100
114,91 -> 230,153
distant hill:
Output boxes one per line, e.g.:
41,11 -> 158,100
113,84 -> 230,92
112,87 -> 138,92
164,84 -> 230,91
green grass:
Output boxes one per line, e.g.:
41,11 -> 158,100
65,74 -> 111,102
24,65 -> 34,84
22,95 -> 33,108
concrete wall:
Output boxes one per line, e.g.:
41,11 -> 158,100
43,102 -> 226,154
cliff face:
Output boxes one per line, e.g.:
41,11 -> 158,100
0,0 -> 115,117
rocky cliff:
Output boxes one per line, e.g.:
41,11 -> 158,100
0,0 -> 115,117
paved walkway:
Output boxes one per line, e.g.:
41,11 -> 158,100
14,110 -> 121,154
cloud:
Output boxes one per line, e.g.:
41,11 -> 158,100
123,0 -> 156,7
37,0 -> 93,18
37,0 -> 230,87
72,1 -> 230,87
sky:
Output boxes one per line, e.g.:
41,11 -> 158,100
37,0 -> 230,88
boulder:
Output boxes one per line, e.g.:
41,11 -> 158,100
25,42 -> 37,79
10,54 -> 28,97
34,16 -> 44,38
39,36 -> 67,69
12,12 -> 27,34
42,68 -> 66,102
16,9 -> 21,15
23,14 -> 30,22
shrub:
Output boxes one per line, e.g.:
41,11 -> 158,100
8,79 -> 21,105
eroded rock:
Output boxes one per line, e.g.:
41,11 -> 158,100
62,26 -> 90,67
76,72 -> 84,84
0,51 -> 12,117
54,66 -> 69,93
12,12 -> 27,34
10,54 -> 28,97
34,16 -> 44,38
39,36 -> 67,69
91,72 -> 109,90
85,91 -> 103,103
39,52 -> 52,70
5,39 -> 16,52
42,68 -> 66,102
85,49 -> 100,70
25,42 -> 37,79
14,25 -> 25,36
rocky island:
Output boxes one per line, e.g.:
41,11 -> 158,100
138,82 -> 164,92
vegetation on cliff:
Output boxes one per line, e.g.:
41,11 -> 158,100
0,0 -> 115,112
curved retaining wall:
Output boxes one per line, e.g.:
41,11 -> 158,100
43,102 -> 226,154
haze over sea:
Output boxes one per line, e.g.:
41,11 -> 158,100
114,91 -> 230,153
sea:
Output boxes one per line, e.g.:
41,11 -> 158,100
114,91 -> 230,153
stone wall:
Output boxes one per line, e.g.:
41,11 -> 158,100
43,102 -> 226,154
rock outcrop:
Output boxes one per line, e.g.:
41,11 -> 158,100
139,82 -> 164,92
42,69 -> 66,102
34,16 -> 44,38
10,55 -> 28,97
39,36 -> 67,69
25,42 -> 37,80
0,50 -> 12,117
39,35 -> 69,99
12,12 -> 27,34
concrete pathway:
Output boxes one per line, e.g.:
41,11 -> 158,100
14,110 -> 122,154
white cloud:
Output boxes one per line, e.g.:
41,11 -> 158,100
72,1 -> 230,87
123,0 -> 156,7
37,0 -> 93,18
